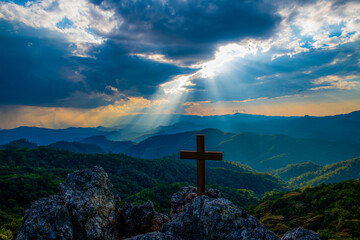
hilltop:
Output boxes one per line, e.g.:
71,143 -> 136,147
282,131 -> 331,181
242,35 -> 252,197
0,147 -> 287,238
17,166 -> 319,240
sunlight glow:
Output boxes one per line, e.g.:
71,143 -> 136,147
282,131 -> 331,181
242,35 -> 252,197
194,41 -> 271,78
130,53 -> 191,68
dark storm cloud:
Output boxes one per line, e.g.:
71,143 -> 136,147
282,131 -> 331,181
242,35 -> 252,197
0,21 -> 185,108
100,0 -> 281,61
0,0 -> 284,109
76,40 -> 186,97
0,21 -> 81,106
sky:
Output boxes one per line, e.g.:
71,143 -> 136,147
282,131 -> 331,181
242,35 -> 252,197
0,0 -> 360,129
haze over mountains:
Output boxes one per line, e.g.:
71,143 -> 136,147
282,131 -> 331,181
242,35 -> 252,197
1,110 -> 360,144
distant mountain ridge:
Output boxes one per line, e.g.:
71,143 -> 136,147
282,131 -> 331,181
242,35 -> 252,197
121,110 -> 360,142
0,126 -> 115,145
80,135 -> 135,153
1,110 -> 360,145
0,138 -> 38,149
0,137 -> 135,154
123,128 -> 360,171
2,127 -> 360,171
48,141 -> 106,154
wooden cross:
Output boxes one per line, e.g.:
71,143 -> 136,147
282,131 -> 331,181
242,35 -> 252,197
180,135 -> 223,195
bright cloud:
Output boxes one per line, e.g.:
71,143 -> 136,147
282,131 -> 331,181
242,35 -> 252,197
0,0 -> 118,56
164,0 -> 360,101
311,75 -> 360,90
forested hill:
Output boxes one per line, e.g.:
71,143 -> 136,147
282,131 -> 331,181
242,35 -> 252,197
250,179 -> 360,239
2,126 -> 360,172
271,161 -> 323,181
272,158 -> 360,188
0,138 -> 135,154
288,157 -> 360,187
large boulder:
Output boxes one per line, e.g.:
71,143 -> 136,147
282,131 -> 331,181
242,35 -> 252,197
17,166 -> 168,240
17,166 -> 119,240
58,166 -> 118,239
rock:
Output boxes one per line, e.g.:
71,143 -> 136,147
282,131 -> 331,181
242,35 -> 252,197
162,189 -> 279,240
17,166 -> 168,240
58,166 -> 118,239
17,166 -> 119,240
17,195 -> 73,240
281,227 -> 320,240
150,213 -> 171,232
170,186 -> 223,216
125,231 -> 175,240
120,201 -> 170,237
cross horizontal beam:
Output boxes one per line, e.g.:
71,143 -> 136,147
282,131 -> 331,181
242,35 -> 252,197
180,151 -> 223,160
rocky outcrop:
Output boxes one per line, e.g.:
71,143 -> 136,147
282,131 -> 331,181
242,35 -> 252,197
59,166 -> 118,239
17,167 -> 167,240
17,166 -> 118,240
129,186 -> 279,240
17,167 -> 320,240
165,194 -> 278,239
281,227 -> 320,240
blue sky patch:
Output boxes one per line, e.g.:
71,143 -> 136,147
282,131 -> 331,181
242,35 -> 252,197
56,17 -> 74,30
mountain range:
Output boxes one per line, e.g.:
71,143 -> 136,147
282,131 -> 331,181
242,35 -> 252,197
123,128 -> 360,171
2,127 -> 360,171
1,110 -> 360,172
1,110 -> 360,145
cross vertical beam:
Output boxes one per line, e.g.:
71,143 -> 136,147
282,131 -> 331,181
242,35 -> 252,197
197,135 -> 206,196
180,135 -> 223,195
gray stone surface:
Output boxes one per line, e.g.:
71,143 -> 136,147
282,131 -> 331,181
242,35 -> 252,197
170,186 -> 223,216
162,187 -> 279,240
59,166 -> 118,239
126,231 -> 175,240
17,195 -> 73,240
281,227 -> 320,240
